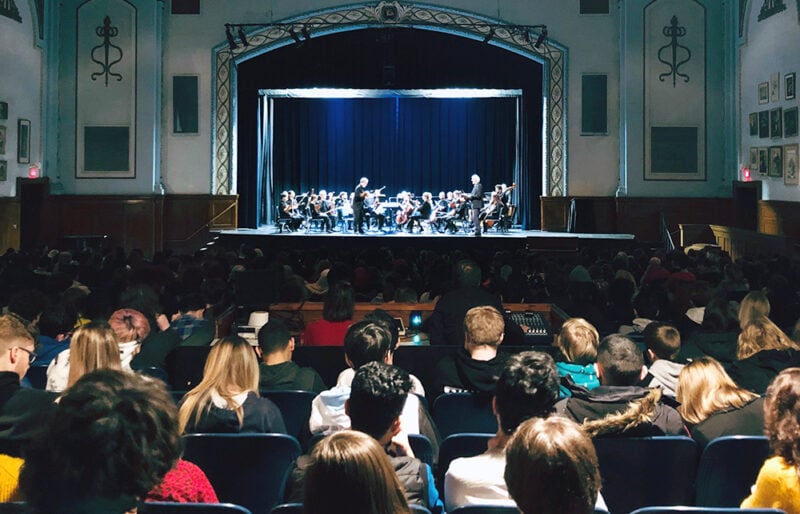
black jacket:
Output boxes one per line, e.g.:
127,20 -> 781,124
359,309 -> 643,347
259,361 -> 326,393
690,397 -> 765,448
726,349 -> 800,394
0,371 -> 56,457
182,391 -> 287,434
431,348 -> 508,398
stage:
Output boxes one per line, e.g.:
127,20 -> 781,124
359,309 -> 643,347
211,225 -> 636,254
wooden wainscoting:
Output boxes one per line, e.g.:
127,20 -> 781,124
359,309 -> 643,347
0,197 -> 21,252
33,194 -> 237,256
759,200 -> 800,240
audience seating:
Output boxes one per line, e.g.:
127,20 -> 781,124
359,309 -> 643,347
137,365 -> 170,384
433,393 -> 497,438
25,365 -> 48,389
629,508 -> 786,514
593,436 -> 699,514
166,346 -> 212,390
182,433 -> 301,514
140,503 -> 252,514
260,390 -> 316,446
408,433 -> 435,467
694,436 -> 770,507
436,433 -> 493,488
270,503 -> 432,513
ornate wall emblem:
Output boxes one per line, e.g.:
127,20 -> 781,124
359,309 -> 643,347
90,16 -> 124,86
658,16 -> 691,87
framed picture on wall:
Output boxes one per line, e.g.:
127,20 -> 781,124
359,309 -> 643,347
17,119 -> 30,164
759,82 -> 769,104
784,107 -> 798,137
0,125 -> 5,154
759,110 -> 769,138
770,73 -> 780,103
786,73 -> 796,100
0,160 -> 5,182
749,147 -> 759,170
770,107 -> 783,138
749,113 -> 758,135
758,147 -> 769,175
769,146 -> 783,177
784,144 -> 799,185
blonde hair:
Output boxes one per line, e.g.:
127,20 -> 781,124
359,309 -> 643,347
66,321 -> 122,388
554,318 -> 600,365
464,306 -> 504,347
739,291 -> 770,329
737,317 -> 800,360
108,308 -> 150,343
178,336 -> 260,433
304,431 -> 410,514
0,314 -> 33,352
505,416 -> 600,514
676,357 -> 758,425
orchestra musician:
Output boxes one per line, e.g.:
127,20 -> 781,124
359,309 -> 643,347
395,191 -> 418,232
284,190 -> 304,230
367,194 -> 387,232
352,177 -> 369,234
317,190 -> 335,233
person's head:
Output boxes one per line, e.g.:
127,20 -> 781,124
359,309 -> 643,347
257,317 -> 294,357
763,368 -> 800,466
323,281 -> 355,322
739,290 -> 770,329
363,309 -> 400,351
67,321 -> 122,388
178,293 -> 206,318
642,322 -> 681,361
471,174 -> 480,185
554,318 -> 599,365
504,416 -> 601,514
0,313 -> 36,380
108,308 -> 150,343
596,334 -> 646,386
700,296 -> 740,332
495,351 -> 560,435
343,320 -> 393,369
304,430 -> 410,514
346,361 -> 411,443
359,177 -> 369,187
464,306 -> 504,348
737,316 -> 800,360
454,259 -> 481,287
676,356 -> 758,425
38,302 -> 76,340
178,335 -> 259,433
20,369 -> 181,514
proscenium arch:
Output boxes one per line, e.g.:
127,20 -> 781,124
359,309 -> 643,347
211,1 -> 568,199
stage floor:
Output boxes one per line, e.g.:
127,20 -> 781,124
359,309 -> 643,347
212,225 -> 635,253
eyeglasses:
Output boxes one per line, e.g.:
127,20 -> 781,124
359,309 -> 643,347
16,347 -> 37,364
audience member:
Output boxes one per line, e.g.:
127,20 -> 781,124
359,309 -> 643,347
677,295 -> 741,364
553,317 -> 600,397
303,431 -> 412,514
257,317 -> 326,392
728,316 -> 800,394
739,290 -> 771,329
302,281 -> 355,346
430,305 -> 508,398
741,368 -> 800,514
676,356 -> 763,447
0,314 -> 55,457
309,321 -> 438,451
20,369 -> 183,514
641,321 -> 684,396
289,362 -> 441,512
46,320 -> 122,393
0,454 -> 23,501
504,416 -> 602,514
108,307 -> 150,369
427,259 -> 524,346
35,301 -> 75,366
121,284 -> 181,370
555,334 -> 685,436
178,335 -> 286,434
170,292 -> 213,344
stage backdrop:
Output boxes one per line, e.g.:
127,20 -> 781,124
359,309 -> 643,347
267,96 -> 517,210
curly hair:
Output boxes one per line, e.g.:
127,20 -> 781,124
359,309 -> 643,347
20,369 -> 181,514
764,367 -> 800,466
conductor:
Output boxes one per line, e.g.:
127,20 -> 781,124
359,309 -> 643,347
352,177 -> 369,234
468,174 -> 483,237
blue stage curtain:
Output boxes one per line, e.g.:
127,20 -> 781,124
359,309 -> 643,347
271,96 -> 517,202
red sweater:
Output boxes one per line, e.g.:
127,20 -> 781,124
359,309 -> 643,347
302,319 -> 352,346
147,459 -> 218,503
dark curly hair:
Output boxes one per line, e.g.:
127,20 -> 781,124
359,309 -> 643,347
764,367 -> 800,466
20,369 -> 182,514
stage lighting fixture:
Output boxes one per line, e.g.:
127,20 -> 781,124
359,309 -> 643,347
534,28 -> 548,49
225,26 -> 237,50
301,26 -> 311,40
290,28 -> 303,47
237,27 -> 249,47
483,28 -> 495,43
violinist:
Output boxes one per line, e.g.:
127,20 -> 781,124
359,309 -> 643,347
284,190 -> 304,230
367,194 -> 387,232
318,190 -> 335,233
